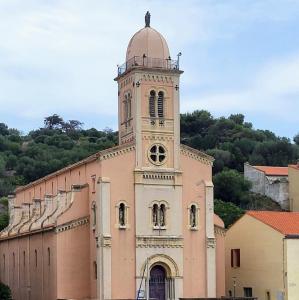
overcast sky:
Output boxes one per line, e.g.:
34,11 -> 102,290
0,0 -> 299,139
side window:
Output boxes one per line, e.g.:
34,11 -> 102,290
117,201 -> 129,229
188,203 -> 199,230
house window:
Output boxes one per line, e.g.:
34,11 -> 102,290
266,291 -> 270,300
152,202 -> 168,229
189,204 -> 199,229
244,287 -> 253,297
13,252 -> 15,269
117,201 -> 128,229
149,90 -> 156,117
23,251 -> 25,267
157,91 -> 164,118
231,249 -> 240,268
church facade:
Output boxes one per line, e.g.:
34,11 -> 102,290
0,13 -> 225,300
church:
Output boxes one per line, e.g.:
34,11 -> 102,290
0,12 -> 225,300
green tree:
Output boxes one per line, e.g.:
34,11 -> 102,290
213,169 -> 251,206
214,199 -> 244,228
0,282 -> 12,300
0,197 -> 9,231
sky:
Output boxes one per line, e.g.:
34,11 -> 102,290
0,0 -> 299,139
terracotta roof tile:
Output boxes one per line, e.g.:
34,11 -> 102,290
247,211 -> 299,235
253,166 -> 288,176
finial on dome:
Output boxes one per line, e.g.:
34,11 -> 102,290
145,11 -> 151,27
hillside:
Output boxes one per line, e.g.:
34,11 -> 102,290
0,111 -> 298,228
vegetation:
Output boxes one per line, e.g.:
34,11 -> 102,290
0,282 -> 12,300
0,111 -> 298,228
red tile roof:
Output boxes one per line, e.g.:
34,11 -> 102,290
253,166 -> 288,176
247,211 -> 299,235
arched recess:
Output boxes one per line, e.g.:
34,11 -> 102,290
140,254 -> 180,278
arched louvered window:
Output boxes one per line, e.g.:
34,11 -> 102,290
149,90 -> 156,118
158,91 -> 164,118
127,93 -> 131,119
124,94 -> 128,122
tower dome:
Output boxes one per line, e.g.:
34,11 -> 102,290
126,12 -> 170,61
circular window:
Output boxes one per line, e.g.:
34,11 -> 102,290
148,144 -> 167,165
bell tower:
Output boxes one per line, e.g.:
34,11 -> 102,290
115,11 -> 183,171
115,12 -> 185,299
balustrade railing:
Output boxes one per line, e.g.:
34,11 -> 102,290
117,56 -> 179,76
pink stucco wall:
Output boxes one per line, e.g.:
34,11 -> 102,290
181,153 -> 212,297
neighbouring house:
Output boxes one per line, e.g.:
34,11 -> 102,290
0,13 -> 226,300
225,211 -> 299,300
288,164 -> 299,212
244,163 -> 289,209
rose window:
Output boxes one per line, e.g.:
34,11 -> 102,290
149,144 -> 166,165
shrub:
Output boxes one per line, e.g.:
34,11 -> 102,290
0,282 -> 12,300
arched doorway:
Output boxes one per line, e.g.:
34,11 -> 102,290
149,265 -> 166,300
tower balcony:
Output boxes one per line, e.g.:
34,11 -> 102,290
117,56 -> 179,76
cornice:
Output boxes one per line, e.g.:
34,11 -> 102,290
180,144 -> 214,166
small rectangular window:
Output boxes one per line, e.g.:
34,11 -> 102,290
231,249 -> 240,268
244,287 -> 253,297
266,290 -> 271,300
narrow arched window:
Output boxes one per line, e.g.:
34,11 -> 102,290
127,93 -> 131,119
124,95 -> 128,122
160,204 -> 166,227
149,90 -> 156,117
23,251 -> 25,267
48,247 -> 51,266
3,254 -> 5,273
119,203 -> 125,226
190,204 -> 197,228
35,250 -> 37,267
152,204 -> 159,227
158,91 -> 164,118
13,252 -> 15,269
92,203 -> 97,226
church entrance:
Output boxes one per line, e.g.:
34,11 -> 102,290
149,265 -> 166,300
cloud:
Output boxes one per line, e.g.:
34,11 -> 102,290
0,0 -> 298,136
182,52 -> 299,123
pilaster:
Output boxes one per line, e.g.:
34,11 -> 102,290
204,180 -> 216,297
96,177 -> 111,300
